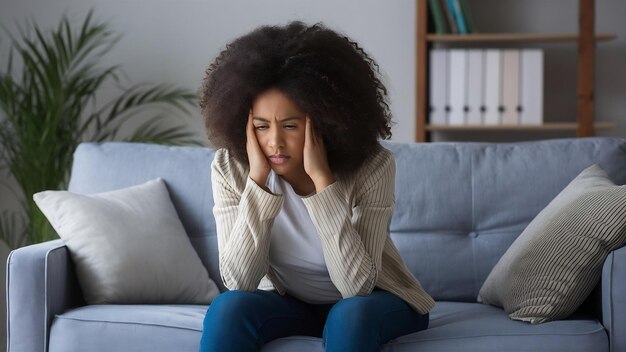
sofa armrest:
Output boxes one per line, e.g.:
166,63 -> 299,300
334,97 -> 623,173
602,245 -> 626,352
6,239 -> 84,352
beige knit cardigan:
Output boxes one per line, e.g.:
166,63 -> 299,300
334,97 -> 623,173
211,145 -> 435,314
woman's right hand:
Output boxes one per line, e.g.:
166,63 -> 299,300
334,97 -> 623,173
246,110 -> 271,187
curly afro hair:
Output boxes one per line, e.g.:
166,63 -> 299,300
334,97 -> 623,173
199,21 -> 393,177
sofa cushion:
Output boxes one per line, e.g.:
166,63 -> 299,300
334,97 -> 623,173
478,165 -> 626,323
48,304 -> 207,352
48,302 -> 607,352
34,178 -> 219,304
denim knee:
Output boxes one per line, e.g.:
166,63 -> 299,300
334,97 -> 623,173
200,290 -> 265,352
323,296 -> 380,351
325,296 -> 377,331
203,290 -> 261,325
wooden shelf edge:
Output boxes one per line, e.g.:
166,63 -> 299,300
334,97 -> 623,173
426,33 -> 617,42
426,122 -> 614,131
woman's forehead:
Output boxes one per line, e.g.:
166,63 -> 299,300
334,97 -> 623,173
252,89 -> 305,120
253,116 -> 304,123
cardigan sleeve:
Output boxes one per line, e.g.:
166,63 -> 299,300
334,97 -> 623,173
302,148 -> 395,298
211,150 -> 284,291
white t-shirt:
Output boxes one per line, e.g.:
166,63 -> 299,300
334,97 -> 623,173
266,171 -> 343,304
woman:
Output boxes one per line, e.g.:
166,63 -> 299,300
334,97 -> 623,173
199,21 -> 434,352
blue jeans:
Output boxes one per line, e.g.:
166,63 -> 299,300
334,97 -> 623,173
199,289 -> 429,352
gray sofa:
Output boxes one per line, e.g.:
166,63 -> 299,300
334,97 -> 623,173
7,137 -> 626,352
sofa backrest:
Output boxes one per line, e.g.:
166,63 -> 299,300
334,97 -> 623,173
68,137 -> 626,301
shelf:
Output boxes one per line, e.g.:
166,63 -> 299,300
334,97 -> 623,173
426,33 -> 617,43
426,122 -> 614,131
415,0 -> 611,142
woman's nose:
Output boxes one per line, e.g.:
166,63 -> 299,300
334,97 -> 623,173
267,128 -> 285,149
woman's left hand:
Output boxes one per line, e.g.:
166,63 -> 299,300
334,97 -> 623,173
304,116 -> 335,192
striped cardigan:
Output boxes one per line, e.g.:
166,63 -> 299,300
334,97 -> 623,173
211,145 -> 435,314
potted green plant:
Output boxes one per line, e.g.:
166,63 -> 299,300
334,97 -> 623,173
0,11 -> 203,249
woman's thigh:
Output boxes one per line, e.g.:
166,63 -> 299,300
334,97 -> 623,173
323,290 -> 429,350
201,290 -> 324,350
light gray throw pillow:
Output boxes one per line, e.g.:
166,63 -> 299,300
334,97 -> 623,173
33,178 -> 219,304
478,164 -> 626,323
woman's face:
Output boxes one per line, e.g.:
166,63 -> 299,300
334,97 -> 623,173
251,88 -> 307,178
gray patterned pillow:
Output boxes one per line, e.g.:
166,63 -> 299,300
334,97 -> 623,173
478,164 -> 626,324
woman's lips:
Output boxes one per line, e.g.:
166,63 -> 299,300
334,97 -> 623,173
268,155 -> 290,165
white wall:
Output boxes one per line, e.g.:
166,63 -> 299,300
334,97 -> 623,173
0,0 -> 417,143
0,0 -> 625,350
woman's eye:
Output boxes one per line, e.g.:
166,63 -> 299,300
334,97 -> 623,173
284,125 -> 297,129
254,125 -> 268,131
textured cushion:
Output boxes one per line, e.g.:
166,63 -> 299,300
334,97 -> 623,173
478,164 -> 626,323
33,178 -> 219,304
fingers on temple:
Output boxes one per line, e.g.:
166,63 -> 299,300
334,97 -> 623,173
307,116 -> 318,145
247,111 -> 254,132
305,116 -> 312,143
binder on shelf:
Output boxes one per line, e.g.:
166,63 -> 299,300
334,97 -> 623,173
448,49 -> 467,125
429,49 -> 448,125
466,49 -> 484,125
459,0 -> 477,33
483,49 -> 502,125
429,0 -> 448,34
440,0 -> 458,34
448,0 -> 468,34
501,49 -> 520,125
520,49 -> 544,125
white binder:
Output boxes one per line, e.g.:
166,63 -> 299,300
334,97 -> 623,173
429,49 -> 448,125
501,49 -> 520,125
466,49 -> 484,125
448,49 -> 467,125
520,49 -> 544,125
483,49 -> 502,125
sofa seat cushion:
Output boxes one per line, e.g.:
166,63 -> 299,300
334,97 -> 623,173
48,304 -> 208,352
394,302 -> 608,351
49,301 -> 607,352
